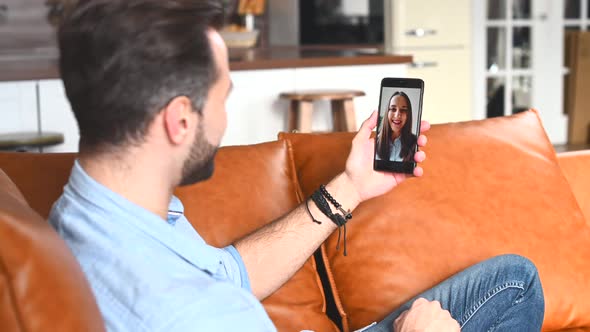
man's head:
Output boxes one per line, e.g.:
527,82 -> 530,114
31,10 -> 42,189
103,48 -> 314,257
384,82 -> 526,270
58,0 -> 231,185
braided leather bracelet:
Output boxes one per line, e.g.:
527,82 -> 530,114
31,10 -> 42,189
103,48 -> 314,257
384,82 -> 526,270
307,185 -> 352,256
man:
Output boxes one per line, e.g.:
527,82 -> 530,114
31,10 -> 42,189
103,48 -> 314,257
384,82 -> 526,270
50,0 -> 545,331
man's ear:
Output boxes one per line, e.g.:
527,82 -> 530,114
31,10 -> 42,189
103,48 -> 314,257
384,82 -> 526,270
162,96 -> 198,145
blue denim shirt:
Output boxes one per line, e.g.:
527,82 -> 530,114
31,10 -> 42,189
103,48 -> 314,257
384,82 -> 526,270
49,161 -> 276,332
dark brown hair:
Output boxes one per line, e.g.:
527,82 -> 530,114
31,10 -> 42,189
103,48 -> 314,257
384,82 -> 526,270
58,0 -> 224,152
376,91 -> 417,162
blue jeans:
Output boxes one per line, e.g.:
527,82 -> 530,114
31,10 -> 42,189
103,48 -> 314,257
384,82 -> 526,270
365,254 -> 545,332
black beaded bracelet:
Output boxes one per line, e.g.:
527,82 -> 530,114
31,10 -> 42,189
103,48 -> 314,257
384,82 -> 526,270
320,184 -> 352,221
309,185 -> 351,256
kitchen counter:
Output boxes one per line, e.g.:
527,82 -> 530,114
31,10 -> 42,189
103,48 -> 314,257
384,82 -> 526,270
0,46 -> 412,81
229,46 -> 412,70
0,58 -> 59,82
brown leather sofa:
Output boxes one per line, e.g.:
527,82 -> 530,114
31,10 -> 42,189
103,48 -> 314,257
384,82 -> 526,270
1,110 -> 589,332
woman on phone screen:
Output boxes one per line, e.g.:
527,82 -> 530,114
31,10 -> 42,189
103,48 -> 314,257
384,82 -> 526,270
376,91 -> 418,162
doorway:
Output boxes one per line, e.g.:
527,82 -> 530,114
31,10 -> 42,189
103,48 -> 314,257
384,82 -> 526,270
472,0 -> 582,144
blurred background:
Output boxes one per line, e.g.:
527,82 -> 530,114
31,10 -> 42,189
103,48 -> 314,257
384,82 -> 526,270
0,0 -> 588,150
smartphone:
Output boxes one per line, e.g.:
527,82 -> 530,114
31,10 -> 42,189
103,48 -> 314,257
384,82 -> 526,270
373,77 -> 424,174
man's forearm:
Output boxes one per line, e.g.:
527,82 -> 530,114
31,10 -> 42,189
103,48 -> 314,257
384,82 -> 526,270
235,172 -> 361,300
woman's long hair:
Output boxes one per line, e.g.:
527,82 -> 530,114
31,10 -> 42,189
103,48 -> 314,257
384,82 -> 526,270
376,91 -> 417,162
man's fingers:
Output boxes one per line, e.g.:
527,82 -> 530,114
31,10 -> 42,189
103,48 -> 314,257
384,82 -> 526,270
352,111 -> 378,146
413,150 -> 426,177
414,151 -> 426,163
451,317 -> 461,330
413,166 -> 424,177
358,110 -> 378,135
394,310 -> 409,326
420,120 -> 431,133
417,134 -> 428,147
411,297 -> 429,308
431,300 -> 442,309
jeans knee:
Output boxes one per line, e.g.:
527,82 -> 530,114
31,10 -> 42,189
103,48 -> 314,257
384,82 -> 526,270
485,255 -> 542,294
491,254 -> 537,279
493,254 -> 545,313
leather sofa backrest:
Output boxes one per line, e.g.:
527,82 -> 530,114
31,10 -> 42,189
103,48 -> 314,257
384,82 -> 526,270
0,152 -> 77,219
558,150 -> 590,224
0,168 -> 105,332
281,110 -> 590,332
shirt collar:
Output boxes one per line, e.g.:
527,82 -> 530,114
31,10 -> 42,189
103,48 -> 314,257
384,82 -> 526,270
167,196 -> 184,226
67,160 -> 221,273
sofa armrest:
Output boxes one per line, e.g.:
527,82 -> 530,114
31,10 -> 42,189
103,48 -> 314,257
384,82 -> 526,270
558,150 -> 590,224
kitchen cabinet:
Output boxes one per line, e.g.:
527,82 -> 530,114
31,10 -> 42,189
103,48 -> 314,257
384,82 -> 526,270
385,0 -> 473,124
388,0 -> 471,48
407,48 -> 472,124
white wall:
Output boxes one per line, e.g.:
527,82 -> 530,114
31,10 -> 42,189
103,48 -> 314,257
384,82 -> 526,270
0,81 -> 38,133
38,79 -> 78,152
226,64 -> 407,146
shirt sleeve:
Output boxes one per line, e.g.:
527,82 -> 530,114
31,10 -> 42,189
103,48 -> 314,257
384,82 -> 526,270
217,245 -> 252,292
152,276 -> 276,332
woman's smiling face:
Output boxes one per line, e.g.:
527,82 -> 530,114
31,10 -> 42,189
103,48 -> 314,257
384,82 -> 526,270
388,95 -> 408,136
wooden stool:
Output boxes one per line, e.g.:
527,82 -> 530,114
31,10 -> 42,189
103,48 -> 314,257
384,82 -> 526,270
0,132 -> 64,152
279,90 -> 365,133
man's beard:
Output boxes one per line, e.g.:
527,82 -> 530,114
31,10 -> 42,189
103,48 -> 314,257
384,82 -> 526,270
179,127 -> 218,186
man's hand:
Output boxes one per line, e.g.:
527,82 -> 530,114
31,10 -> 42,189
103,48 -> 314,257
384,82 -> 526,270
394,298 -> 460,332
344,111 -> 430,203
237,111 -> 430,300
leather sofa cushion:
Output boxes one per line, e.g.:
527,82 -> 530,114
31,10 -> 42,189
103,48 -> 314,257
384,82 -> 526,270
558,150 -> 590,225
281,110 -> 590,332
175,140 -> 339,332
0,168 -> 105,332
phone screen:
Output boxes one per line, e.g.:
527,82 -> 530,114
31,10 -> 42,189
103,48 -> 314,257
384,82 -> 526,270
373,78 -> 424,174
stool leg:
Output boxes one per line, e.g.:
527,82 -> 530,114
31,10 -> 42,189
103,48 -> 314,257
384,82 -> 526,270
331,99 -> 357,132
331,100 -> 345,132
287,100 -> 299,132
342,98 -> 357,132
297,100 -> 313,133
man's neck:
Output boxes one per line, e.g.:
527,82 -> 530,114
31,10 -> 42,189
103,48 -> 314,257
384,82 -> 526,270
78,152 -> 174,220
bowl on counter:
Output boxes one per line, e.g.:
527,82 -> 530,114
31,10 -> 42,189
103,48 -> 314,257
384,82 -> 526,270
219,29 -> 259,49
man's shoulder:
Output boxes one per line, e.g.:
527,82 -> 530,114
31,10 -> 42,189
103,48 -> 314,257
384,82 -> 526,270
48,189 -> 84,234
48,188 -> 115,243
